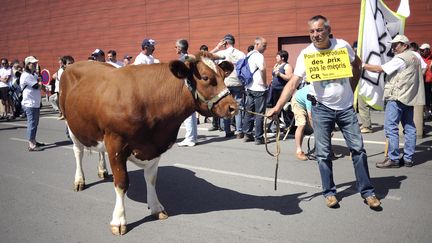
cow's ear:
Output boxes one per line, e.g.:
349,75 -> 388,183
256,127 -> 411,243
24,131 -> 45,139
169,60 -> 190,79
218,61 -> 234,78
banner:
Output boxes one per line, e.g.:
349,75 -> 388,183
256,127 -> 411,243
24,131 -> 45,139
357,0 -> 408,110
304,48 -> 353,82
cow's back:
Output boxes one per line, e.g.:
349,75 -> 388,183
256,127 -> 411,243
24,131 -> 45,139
60,61 -> 191,153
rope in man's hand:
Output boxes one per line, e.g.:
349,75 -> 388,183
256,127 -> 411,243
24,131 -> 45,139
239,107 -> 281,190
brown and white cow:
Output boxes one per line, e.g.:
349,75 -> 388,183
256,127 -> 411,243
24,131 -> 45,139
59,52 -> 238,235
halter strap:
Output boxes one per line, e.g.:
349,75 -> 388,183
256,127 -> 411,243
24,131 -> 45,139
184,78 -> 230,114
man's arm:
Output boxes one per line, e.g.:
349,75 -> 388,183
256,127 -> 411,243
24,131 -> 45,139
362,63 -> 384,73
349,55 -> 361,93
266,75 -> 301,117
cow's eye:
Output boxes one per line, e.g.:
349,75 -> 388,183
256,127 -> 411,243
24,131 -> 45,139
202,75 -> 209,81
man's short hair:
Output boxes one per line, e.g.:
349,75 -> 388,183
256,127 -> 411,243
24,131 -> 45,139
308,15 -> 331,30
176,39 -> 189,52
107,50 -> 117,56
200,45 -> 208,51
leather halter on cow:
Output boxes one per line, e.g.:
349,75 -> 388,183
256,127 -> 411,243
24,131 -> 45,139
59,52 -> 238,235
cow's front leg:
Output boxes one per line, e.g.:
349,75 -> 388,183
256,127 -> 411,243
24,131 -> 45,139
143,157 -> 168,220
97,152 -> 109,179
105,135 -> 129,235
69,128 -> 85,191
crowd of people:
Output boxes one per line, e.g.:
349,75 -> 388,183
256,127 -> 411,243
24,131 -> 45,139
1,14 -> 431,209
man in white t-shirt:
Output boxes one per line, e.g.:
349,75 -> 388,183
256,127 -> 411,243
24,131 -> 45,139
211,34 -> 246,138
267,15 -> 380,209
107,50 -> 124,68
134,38 -> 156,65
242,36 -> 268,145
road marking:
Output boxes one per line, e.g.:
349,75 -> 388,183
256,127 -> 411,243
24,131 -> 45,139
0,122 -> 27,127
174,163 -> 401,201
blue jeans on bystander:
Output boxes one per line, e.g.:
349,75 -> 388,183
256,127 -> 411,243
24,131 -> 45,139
242,90 -> 267,140
24,106 -> 40,143
384,100 -> 416,163
223,86 -> 244,135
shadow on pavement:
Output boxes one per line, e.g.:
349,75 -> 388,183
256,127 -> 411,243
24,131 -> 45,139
126,166 -> 306,231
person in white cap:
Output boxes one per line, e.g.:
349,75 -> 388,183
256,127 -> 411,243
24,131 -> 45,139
419,43 -> 432,119
363,34 -> 425,168
20,56 -> 45,151
134,38 -> 157,65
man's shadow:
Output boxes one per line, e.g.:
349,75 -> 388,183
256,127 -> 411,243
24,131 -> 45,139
126,166 -> 306,230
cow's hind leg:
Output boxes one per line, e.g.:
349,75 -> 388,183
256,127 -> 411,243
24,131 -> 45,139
134,157 -> 168,220
105,135 -> 129,235
68,127 -> 85,191
97,152 -> 109,179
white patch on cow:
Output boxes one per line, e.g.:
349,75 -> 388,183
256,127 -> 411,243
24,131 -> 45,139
128,156 -> 165,215
91,141 -> 106,152
201,57 -> 218,73
110,186 -> 126,227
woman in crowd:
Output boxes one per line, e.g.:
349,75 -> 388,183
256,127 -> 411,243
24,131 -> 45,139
20,56 -> 44,151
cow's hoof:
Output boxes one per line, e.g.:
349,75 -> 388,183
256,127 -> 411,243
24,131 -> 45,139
111,224 -> 127,235
98,171 -> 109,179
153,210 -> 169,220
73,182 -> 85,191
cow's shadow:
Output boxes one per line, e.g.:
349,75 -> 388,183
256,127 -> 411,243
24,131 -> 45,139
126,166 -> 306,230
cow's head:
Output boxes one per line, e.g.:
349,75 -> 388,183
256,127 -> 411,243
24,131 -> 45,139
169,51 -> 238,118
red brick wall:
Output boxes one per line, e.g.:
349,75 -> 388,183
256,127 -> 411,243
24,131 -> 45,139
0,0 -> 430,75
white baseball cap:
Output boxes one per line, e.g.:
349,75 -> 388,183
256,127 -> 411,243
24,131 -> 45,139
389,34 -> 410,44
420,43 -> 430,49
24,56 -> 39,65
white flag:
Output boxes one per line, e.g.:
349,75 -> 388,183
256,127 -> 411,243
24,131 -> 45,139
357,0 -> 408,110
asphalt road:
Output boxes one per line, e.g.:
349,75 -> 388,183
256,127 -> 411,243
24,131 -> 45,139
1,105 -> 431,242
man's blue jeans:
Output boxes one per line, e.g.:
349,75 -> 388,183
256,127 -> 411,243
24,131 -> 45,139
24,106 -> 40,142
312,103 -> 375,198
223,86 -> 244,134
384,100 -> 416,163
242,90 -> 267,140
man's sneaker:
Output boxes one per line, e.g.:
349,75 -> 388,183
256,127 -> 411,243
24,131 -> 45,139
400,157 -> 414,167
325,195 -> 338,208
360,127 -> 373,133
236,133 -> 244,139
376,158 -> 400,168
365,195 -> 381,208
177,140 -> 196,147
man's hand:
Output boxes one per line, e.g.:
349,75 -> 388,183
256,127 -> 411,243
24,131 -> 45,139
266,107 -> 281,119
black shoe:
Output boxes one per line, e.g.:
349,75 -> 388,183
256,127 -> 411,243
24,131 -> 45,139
376,158 -> 400,168
254,138 -> 264,145
225,132 -> 235,138
243,134 -> 254,142
208,126 -> 219,131
35,142 -> 46,147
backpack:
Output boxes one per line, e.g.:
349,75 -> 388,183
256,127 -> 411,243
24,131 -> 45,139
236,52 -> 258,86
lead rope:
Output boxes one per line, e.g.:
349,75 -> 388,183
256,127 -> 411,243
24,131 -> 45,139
239,108 -> 281,190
